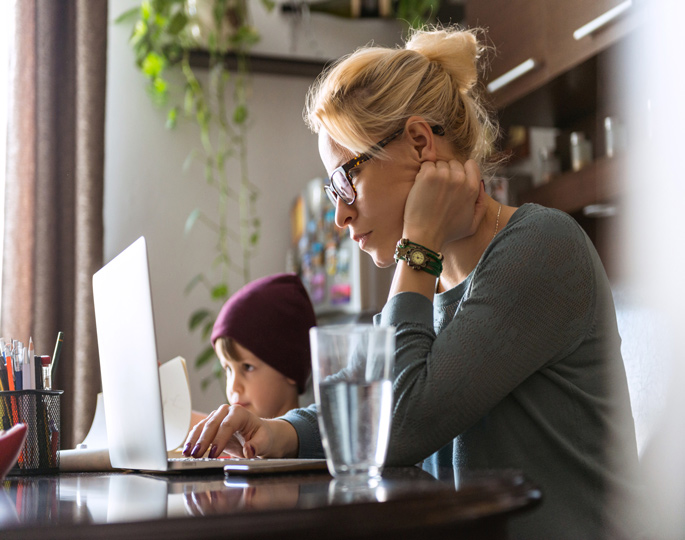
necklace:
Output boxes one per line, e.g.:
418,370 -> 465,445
437,203 -> 503,294
493,204 -> 502,240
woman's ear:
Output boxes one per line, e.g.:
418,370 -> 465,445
404,116 -> 438,162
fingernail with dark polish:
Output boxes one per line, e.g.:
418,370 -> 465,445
183,443 -> 191,456
191,444 -> 201,458
208,445 -> 218,459
249,445 -> 256,457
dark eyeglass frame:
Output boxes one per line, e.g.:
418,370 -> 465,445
324,124 -> 445,206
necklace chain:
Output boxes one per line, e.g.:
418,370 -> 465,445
493,204 -> 502,240
437,203 -> 503,294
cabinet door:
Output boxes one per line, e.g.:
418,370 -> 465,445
545,0 -> 639,78
466,0 -> 549,108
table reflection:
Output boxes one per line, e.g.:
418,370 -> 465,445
0,467 -> 535,531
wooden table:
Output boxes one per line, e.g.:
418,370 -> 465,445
0,467 -> 540,539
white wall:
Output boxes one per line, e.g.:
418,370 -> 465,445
105,0 -> 404,412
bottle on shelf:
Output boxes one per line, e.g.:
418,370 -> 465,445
539,146 -> 560,184
570,132 -> 593,172
281,0 -> 393,19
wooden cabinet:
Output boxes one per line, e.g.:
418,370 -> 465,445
466,0 -> 549,108
467,0 -> 639,109
545,0 -> 638,79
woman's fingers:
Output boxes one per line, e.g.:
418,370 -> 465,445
405,158 -> 484,247
183,416 -> 207,456
463,159 -> 482,202
182,405 -> 228,457
182,404 -> 270,459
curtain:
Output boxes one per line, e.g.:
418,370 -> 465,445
2,0 -> 107,448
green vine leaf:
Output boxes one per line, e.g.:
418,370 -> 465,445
202,320 -> 215,341
141,1 -> 151,20
185,273 -> 205,295
211,283 -> 228,300
142,51 -> 165,79
183,149 -> 199,172
166,11 -> 188,34
189,309 -> 211,330
233,104 -> 247,124
166,105 -> 178,129
195,345 -> 216,369
185,208 -> 202,235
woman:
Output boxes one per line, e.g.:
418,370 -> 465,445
184,27 -> 641,538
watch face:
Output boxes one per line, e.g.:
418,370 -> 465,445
409,249 -> 426,266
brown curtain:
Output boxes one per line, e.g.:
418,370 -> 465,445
2,0 -> 107,449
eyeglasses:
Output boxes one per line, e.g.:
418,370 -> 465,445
324,125 -> 445,206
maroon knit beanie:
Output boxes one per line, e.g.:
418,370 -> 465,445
210,273 -> 316,394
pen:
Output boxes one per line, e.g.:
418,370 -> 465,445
34,356 -> 43,391
22,345 -> 31,390
4,346 -> 18,424
28,338 -> 35,390
41,356 -> 52,391
0,356 -> 7,389
14,346 -> 23,392
0,362 -> 8,430
50,332 -> 63,386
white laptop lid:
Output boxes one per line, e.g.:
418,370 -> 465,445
92,236 -> 169,471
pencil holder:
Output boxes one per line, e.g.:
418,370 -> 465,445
0,390 -> 63,475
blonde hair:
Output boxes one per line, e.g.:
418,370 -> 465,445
304,26 -> 498,173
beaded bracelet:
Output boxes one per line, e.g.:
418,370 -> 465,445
394,238 -> 443,277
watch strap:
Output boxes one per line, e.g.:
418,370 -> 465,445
394,238 -> 443,277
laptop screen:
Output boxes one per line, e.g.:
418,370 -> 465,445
92,236 -> 169,471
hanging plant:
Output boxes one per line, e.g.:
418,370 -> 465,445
394,0 -> 442,29
116,0 -> 274,390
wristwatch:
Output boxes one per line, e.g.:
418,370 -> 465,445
394,238 -> 443,277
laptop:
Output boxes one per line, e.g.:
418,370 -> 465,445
92,236 -> 327,474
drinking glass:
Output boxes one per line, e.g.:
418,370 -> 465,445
309,324 -> 395,480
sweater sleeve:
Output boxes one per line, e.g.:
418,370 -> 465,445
281,403 -> 325,458
381,208 -> 596,466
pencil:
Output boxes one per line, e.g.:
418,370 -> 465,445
0,363 -> 8,430
50,332 -> 63,386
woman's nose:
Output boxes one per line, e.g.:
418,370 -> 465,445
334,197 -> 354,229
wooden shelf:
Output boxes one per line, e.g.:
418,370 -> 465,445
518,156 -> 623,214
188,50 -> 329,78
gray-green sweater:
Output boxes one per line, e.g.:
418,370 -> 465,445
284,203 -> 641,539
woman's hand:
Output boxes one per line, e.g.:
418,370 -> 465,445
184,487 -> 245,516
182,404 -> 298,459
402,159 -> 486,251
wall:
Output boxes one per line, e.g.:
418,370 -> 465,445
105,0 -> 404,413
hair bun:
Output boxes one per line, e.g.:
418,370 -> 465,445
405,28 -> 480,92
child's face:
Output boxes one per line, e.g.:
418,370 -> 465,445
218,341 -> 299,419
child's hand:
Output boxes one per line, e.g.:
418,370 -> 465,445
182,404 -> 298,459
402,159 -> 486,251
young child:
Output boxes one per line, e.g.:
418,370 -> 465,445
208,273 -> 316,420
